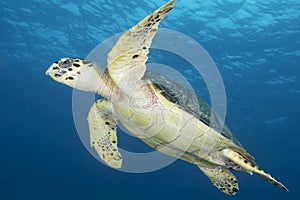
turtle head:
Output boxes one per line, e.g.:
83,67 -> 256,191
46,58 -> 102,92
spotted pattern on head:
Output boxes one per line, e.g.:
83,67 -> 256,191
46,58 -> 92,83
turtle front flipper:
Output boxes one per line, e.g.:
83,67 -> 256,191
198,166 -> 239,196
87,99 -> 122,168
107,0 -> 176,90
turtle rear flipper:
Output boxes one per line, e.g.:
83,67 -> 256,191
88,99 -> 122,168
221,148 -> 288,191
198,166 -> 239,196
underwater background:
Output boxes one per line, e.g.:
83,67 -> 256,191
1,0 -> 299,199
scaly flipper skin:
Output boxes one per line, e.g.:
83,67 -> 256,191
199,166 -> 239,196
87,99 -> 122,168
221,149 -> 288,191
107,0 -> 176,89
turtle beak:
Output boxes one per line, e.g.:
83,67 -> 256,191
45,67 -> 55,76
45,68 -> 51,76
45,62 -> 59,76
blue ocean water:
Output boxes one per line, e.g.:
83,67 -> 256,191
1,0 -> 299,199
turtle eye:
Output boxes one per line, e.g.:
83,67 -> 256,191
61,59 -> 73,68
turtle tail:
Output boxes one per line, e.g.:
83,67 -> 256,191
221,148 -> 288,192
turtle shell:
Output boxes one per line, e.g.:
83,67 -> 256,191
144,70 -> 242,147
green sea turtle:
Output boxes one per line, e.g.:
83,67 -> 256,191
45,0 -> 288,195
